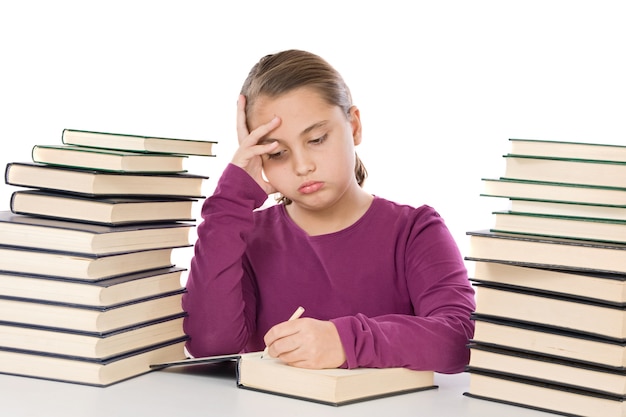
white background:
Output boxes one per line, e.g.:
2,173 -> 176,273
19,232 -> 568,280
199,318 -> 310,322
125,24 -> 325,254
1,1 -> 625,278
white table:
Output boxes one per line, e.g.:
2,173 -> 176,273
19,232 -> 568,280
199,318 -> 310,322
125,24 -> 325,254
0,364 -> 555,417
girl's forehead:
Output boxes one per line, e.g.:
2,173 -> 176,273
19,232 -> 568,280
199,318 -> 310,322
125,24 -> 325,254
254,87 -> 327,109
249,89 -> 338,128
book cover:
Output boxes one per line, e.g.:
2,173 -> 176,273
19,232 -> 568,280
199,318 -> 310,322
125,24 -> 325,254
31,144 -> 188,173
471,315 -> 626,369
0,337 -> 187,387
508,198 -> 626,222
508,138 -> 626,162
467,259 -> 626,305
467,342 -> 626,397
0,289 -> 185,333
150,352 -> 437,406
491,210 -> 626,244
0,211 -> 193,255
10,190 -> 197,225
0,244 -> 176,280
0,266 -> 185,306
0,314 -> 186,359
466,229 -> 626,274
465,370 -> 626,417
5,162 -> 208,197
503,154 -> 626,188
472,283 -> 626,341
481,177 -> 626,206
62,129 -> 217,157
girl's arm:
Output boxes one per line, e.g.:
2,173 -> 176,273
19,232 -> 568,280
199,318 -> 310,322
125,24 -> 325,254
331,214 -> 476,373
182,164 -> 268,357
183,96 -> 283,357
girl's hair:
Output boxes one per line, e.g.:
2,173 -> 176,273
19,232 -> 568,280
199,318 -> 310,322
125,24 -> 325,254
240,49 -> 367,204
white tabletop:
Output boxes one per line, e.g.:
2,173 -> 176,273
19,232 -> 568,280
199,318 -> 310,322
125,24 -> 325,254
0,365 -> 554,417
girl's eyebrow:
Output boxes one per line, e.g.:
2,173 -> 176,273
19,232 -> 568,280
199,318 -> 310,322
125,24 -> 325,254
300,120 -> 328,136
258,120 -> 329,145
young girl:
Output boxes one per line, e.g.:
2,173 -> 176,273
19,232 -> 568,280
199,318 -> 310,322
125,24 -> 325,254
182,49 -> 475,373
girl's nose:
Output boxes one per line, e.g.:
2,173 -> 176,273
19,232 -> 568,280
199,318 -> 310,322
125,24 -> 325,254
292,151 -> 315,176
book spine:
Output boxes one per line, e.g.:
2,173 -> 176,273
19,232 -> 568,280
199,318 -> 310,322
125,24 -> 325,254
9,191 -> 17,214
4,163 -> 12,185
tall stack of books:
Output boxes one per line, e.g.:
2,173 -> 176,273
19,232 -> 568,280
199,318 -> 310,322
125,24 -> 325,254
0,129 -> 215,386
463,139 -> 626,417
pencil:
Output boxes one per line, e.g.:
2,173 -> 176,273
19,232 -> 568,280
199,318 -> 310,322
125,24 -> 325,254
261,306 -> 305,358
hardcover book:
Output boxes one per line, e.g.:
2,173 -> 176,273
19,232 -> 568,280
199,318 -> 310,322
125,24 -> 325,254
151,352 -> 436,406
467,342 -> 626,396
503,154 -> 626,188
471,315 -> 626,369
468,259 -> 626,305
491,210 -> 626,244
508,198 -> 626,222
508,138 -> 626,162
62,129 -> 217,157
0,245 -> 176,280
10,190 -> 196,225
0,315 -> 186,359
0,267 -> 185,306
0,338 -> 187,386
472,283 -> 626,340
0,211 -> 192,255
466,229 -> 626,274
5,162 -> 207,197
0,290 -> 185,333
481,177 -> 626,206
465,370 -> 626,417
32,144 -> 187,173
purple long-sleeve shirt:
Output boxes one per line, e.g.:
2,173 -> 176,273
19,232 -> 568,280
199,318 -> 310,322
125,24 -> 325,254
182,163 -> 475,373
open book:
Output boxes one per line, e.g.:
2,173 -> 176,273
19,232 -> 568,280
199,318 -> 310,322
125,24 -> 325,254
151,352 -> 436,406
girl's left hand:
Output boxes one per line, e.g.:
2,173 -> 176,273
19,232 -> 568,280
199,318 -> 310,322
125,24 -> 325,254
263,318 -> 346,369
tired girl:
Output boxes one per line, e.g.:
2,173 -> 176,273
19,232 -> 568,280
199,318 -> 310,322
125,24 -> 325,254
182,49 -> 475,372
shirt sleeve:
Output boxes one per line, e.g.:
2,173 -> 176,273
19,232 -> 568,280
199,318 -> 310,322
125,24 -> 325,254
182,163 -> 268,357
330,209 -> 476,373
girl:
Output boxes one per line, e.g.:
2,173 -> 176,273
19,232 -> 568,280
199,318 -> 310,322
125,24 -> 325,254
182,49 -> 475,373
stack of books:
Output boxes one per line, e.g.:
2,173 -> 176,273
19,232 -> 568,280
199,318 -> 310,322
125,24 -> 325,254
0,129 -> 216,386
463,139 -> 626,417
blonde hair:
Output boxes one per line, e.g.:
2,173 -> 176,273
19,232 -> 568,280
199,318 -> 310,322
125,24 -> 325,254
240,49 -> 367,204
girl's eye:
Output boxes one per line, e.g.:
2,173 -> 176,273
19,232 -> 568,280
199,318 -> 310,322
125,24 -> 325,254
267,150 -> 286,160
309,134 -> 328,145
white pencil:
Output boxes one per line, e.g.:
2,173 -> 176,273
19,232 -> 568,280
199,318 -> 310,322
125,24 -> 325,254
261,306 -> 305,358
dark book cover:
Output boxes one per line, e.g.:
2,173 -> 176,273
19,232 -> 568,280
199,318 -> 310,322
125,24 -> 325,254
470,278 -> 626,308
0,288 -> 186,311
0,266 -> 186,288
151,355 -> 437,407
0,312 -> 187,338
467,229 -> 626,251
0,337 -> 188,387
10,190 -> 199,225
0,266 -> 186,306
466,229 -> 626,274
467,342 -> 626,397
5,162 -> 208,197
466,257 -> 626,281
0,210 -> 194,234
464,370 -> 626,417
472,282 -> 626,341
0,244 -> 178,281
61,128 -> 217,157
471,314 -> 626,348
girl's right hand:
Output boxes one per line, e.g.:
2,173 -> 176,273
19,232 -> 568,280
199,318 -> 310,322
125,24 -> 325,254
231,95 -> 281,195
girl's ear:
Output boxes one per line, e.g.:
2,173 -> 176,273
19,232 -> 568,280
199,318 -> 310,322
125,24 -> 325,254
349,106 -> 362,146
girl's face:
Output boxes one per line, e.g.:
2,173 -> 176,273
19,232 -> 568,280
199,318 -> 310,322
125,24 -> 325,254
248,87 -> 362,212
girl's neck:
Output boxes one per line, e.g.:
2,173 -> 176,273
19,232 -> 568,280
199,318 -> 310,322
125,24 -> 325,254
285,187 -> 374,236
